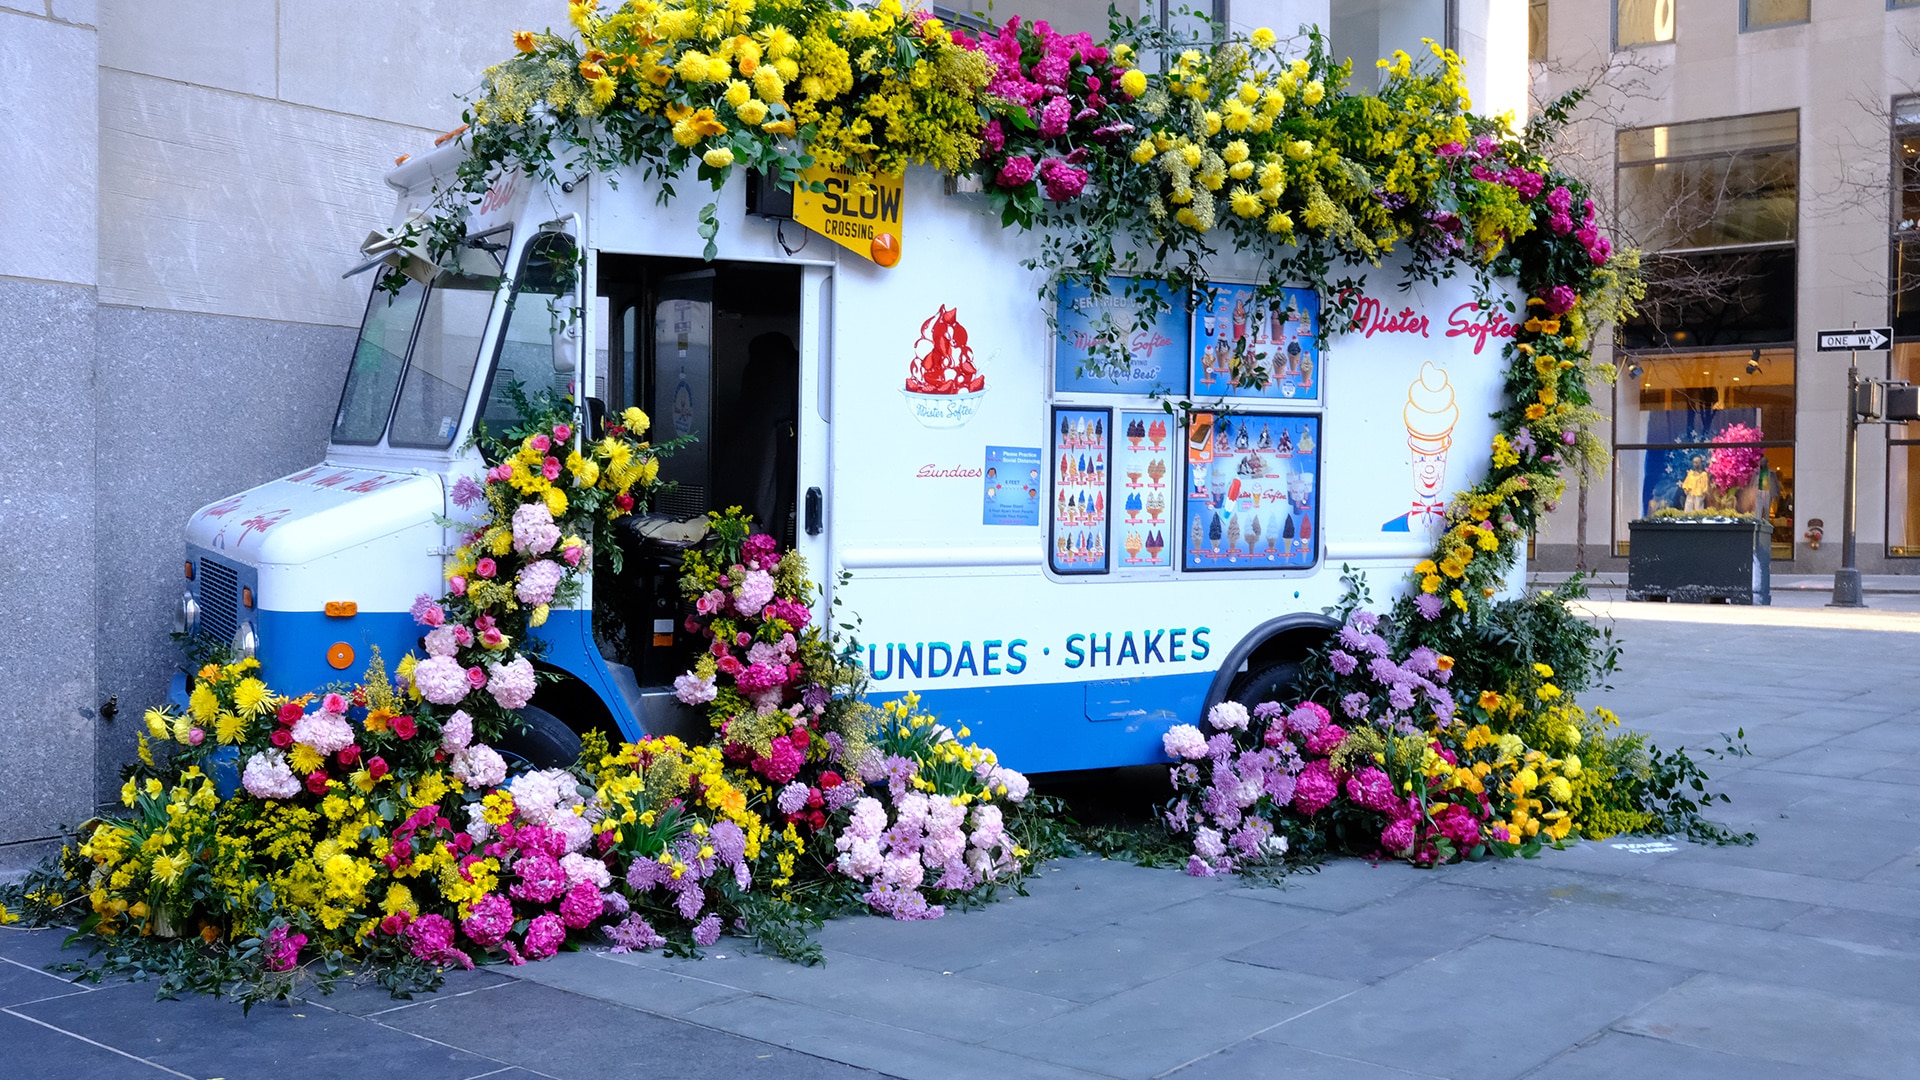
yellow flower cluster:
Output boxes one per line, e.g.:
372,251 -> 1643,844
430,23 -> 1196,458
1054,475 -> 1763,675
156,657 -> 282,749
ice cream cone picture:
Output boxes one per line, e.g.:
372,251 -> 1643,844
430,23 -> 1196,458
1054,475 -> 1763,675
1384,361 -> 1458,533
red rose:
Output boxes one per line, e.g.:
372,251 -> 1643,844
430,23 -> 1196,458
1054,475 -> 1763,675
819,771 -> 842,789
277,702 -> 303,725
806,788 -> 824,809
615,493 -> 634,511
269,729 -> 293,748
338,745 -> 361,766
368,756 -> 389,780
808,810 -> 826,831
380,912 -> 411,935
789,728 -> 810,748
392,715 -> 417,740
305,771 -> 330,795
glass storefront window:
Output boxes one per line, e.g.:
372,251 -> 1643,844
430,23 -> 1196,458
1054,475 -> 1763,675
1888,344 -> 1920,555
1616,0 -> 1675,47
1614,349 -> 1796,552
1743,0 -> 1809,30
1332,0 -> 1451,88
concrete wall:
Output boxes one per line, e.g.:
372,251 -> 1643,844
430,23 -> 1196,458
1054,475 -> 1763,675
0,0 -> 553,853
1530,0 -> 1920,574
0,1 -> 99,861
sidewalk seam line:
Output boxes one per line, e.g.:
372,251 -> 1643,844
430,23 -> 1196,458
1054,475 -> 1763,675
0,954 -> 90,986
0,1006 -> 196,1078
1149,987 -> 1365,1080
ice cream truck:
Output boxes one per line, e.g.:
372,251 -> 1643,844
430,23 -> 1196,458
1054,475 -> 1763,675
172,138 -> 1522,771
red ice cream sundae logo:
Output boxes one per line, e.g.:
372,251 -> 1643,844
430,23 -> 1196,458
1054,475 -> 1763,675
903,305 -> 987,428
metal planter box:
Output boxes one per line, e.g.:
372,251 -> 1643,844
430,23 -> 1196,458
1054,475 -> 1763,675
1626,518 -> 1771,605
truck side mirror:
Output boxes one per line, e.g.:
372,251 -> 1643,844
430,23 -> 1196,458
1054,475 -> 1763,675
552,305 -> 579,374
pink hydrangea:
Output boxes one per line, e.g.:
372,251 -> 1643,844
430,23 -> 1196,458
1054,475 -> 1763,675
440,709 -> 473,752
510,851 -> 568,904
451,743 -> 507,788
512,502 -> 561,555
424,625 -> 460,658
515,559 -> 565,606
522,913 -> 566,960
406,913 -> 473,969
413,655 -> 471,706
673,671 -> 718,705
1039,157 -> 1088,201
997,155 -> 1036,187
461,893 -> 514,946
410,594 -> 446,627
1291,760 -> 1339,817
1163,724 -> 1208,760
487,656 -> 537,710
241,750 -> 301,800
559,880 -> 605,929
733,569 -> 777,618
290,709 -> 355,755
1381,817 -> 1418,856
1346,766 -> 1399,813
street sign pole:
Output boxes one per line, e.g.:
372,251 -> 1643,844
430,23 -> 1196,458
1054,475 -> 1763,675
1831,351 -> 1866,608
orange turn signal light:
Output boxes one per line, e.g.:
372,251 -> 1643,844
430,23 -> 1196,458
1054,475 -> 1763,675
327,642 -> 356,670
184,560 -> 194,580
241,587 -> 255,608
324,601 -> 358,617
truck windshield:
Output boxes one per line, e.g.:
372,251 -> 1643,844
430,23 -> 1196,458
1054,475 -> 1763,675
387,228 -> 514,449
332,277 -> 426,445
477,231 -> 581,436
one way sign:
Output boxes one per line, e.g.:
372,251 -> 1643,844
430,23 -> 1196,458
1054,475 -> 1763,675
1817,327 -> 1893,352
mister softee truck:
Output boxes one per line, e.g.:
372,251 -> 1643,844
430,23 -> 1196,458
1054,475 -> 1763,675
172,140 -> 1523,771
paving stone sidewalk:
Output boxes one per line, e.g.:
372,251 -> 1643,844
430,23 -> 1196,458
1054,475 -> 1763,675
6,603 -> 1917,1079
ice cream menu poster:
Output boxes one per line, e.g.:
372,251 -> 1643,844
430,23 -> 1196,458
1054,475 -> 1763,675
1190,284 -> 1321,403
1183,411 -> 1321,571
1051,407 -> 1110,574
1114,410 -> 1174,570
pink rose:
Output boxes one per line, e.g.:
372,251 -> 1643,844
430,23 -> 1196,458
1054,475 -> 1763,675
531,434 -> 551,453
562,542 -> 584,567
553,423 -> 572,442
323,692 -> 349,713
476,558 -> 497,578
188,727 -> 205,746
450,575 -> 468,596
543,456 -> 563,481
466,666 -> 489,689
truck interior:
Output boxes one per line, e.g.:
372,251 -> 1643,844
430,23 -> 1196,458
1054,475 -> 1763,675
591,254 -> 803,686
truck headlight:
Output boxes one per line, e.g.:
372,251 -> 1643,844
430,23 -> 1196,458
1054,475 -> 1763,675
232,620 -> 258,659
175,591 -> 200,636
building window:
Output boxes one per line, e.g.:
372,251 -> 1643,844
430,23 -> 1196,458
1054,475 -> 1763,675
1614,112 -> 1800,556
1888,99 -> 1920,555
1529,0 -> 1549,61
1333,0 -> 1455,89
1743,0 -> 1810,30
1616,0 -> 1675,47
1895,0 -> 1920,10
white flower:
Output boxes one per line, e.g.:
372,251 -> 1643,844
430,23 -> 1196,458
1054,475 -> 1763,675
241,750 -> 301,800
1208,701 -> 1251,732
451,744 -> 507,788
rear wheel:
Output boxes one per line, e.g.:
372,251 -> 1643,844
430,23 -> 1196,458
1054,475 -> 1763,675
1227,658 -> 1304,713
497,704 -> 582,771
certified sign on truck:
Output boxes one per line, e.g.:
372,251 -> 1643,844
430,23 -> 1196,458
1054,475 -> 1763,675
793,164 -> 904,266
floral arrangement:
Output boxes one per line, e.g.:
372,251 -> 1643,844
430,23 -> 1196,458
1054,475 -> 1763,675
1707,424 -> 1767,491
953,16 -> 1133,227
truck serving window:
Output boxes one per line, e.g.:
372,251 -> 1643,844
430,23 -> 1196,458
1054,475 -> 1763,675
476,231 -> 581,437
331,277 -> 426,446
387,228 -> 514,449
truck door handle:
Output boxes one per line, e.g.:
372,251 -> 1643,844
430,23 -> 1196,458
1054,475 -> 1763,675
805,487 -> 823,536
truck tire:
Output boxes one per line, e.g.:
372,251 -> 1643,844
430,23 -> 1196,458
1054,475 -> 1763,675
1228,659 -> 1304,713
498,704 -> 583,771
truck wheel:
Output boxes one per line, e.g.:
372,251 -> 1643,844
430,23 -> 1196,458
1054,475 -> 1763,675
497,704 -> 583,771
1228,659 -> 1304,713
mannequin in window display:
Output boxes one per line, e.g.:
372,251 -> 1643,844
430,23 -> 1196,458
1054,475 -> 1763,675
1680,455 -> 1710,511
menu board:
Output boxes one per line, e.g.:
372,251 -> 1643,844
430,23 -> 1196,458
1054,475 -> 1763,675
1114,410 -> 1175,570
1050,407 -> 1111,574
1190,283 -> 1322,403
1055,277 -> 1189,396
1182,411 -> 1322,571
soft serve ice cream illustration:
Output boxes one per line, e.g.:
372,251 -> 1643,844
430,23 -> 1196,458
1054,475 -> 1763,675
1383,361 -> 1458,533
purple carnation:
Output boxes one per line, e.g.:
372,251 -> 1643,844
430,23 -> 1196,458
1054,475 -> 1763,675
1341,691 -> 1371,719
692,913 -> 723,946
1328,649 -> 1359,675
1414,593 -> 1445,620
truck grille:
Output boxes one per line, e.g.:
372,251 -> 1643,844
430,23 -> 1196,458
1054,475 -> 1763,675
198,559 -> 239,644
